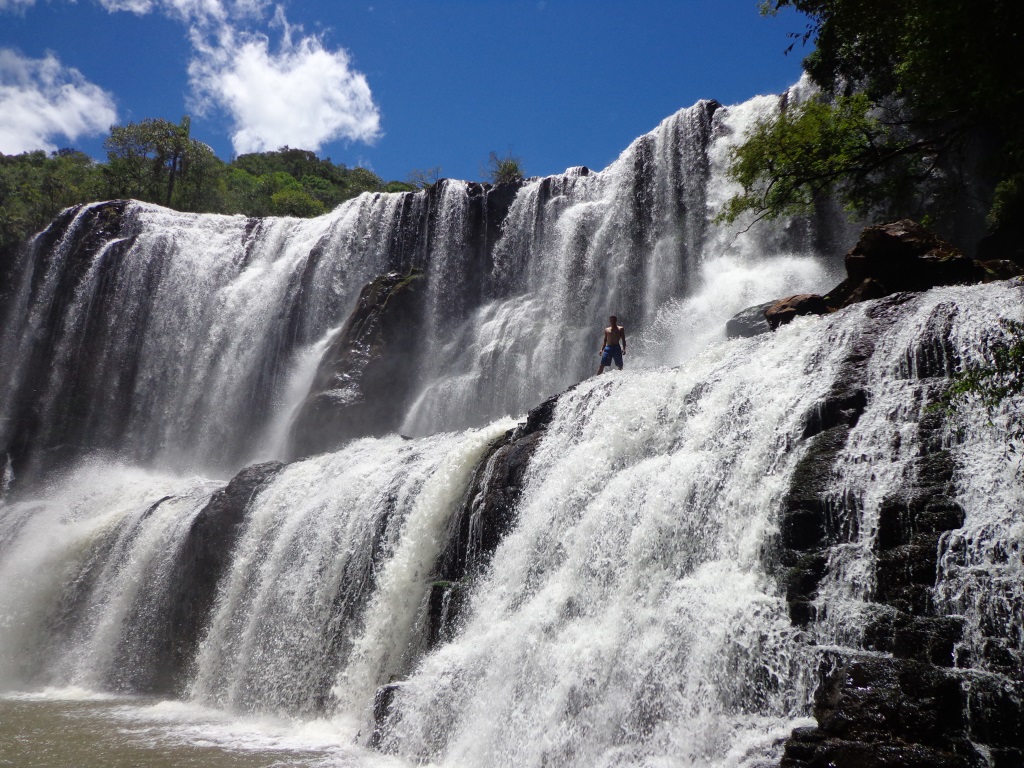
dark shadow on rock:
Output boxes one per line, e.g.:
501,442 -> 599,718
777,290 -> 1021,767
288,271 -> 427,459
370,391 -> 561,748
142,460 -> 284,695
726,301 -> 774,338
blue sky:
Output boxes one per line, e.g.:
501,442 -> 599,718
0,1 -> 808,183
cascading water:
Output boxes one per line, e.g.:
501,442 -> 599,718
188,423 -> 509,717
0,463 -> 222,690
0,81 -> 1021,768
0,192 -> 430,480
378,320 -> 849,766
399,89 -> 846,436
0,84 -> 838,484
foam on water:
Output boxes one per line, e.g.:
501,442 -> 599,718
1,79 -> 1021,767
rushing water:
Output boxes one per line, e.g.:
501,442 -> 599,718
1,81 -> 1021,767
0,84 -> 841,486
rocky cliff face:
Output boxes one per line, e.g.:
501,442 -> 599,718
158,460 -> 285,695
716,223 -> 1021,768
288,270 -> 427,458
768,287 -> 1022,768
0,201 -> 133,481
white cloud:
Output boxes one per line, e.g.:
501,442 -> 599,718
98,0 -> 220,24
0,0 -> 37,12
0,49 -> 118,154
95,0 -> 266,27
188,17 -> 381,154
96,0 -> 156,14
0,2 -> 380,156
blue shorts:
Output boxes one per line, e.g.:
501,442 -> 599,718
601,344 -> 623,368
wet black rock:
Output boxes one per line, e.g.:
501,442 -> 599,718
288,271 -> 426,459
426,392 -> 561,645
783,655 -> 985,768
777,321 -> 873,627
371,392 -> 561,747
156,460 -> 285,694
778,291 -> 1021,766
370,682 -> 405,748
1,201 -> 135,486
726,301 -> 774,338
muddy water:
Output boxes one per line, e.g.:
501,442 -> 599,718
0,696 -> 400,768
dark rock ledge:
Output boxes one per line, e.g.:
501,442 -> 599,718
288,269 -> 427,459
369,392 -> 560,747
728,219 -> 1024,338
143,460 -> 285,695
776,295 -> 1023,767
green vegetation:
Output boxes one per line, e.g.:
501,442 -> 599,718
1,121 -> 531,256
722,1 -> 1024,231
104,116 -> 221,210
0,149 -> 105,256
949,321 -> 1024,411
486,150 -> 525,185
0,118 -> 412,255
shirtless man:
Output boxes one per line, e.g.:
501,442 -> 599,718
597,315 -> 626,374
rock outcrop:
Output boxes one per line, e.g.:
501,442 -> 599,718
371,392 -> 560,744
114,460 -> 285,695
727,219 -> 1024,338
425,392 -> 559,647
765,293 -> 831,330
777,293 -> 1022,767
725,300 -> 774,338
824,220 -> 993,310
288,271 -> 426,459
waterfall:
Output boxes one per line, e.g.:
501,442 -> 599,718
0,86 -> 842,485
2,282 -> 1021,765
378,319 -> 846,765
1,82 -> 1021,767
399,92 -> 844,436
0,193 -> 430,479
0,461 -> 221,690
188,423 -> 509,716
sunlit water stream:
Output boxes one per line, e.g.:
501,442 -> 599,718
2,79 -> 1021,767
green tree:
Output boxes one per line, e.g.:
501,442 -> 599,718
383,180 -> 418,193
270,187 -> 327,217
723,1 -> 1024,232
1,124 -> 448,256
486,150 -> 524,185
221,167 -> 261,215
342,166 -> 385,198
0,150 -> 105,256
104,116 -> 222,209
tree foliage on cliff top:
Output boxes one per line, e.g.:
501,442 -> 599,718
0,119 -> 405,256
723,0 -> 1024,234
486,150 -> 525,186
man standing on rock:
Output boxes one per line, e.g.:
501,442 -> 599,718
597,315 -> 626,374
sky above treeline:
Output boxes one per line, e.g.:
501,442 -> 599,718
0,1 -> 808,183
